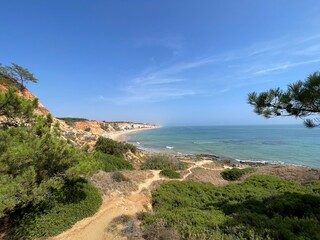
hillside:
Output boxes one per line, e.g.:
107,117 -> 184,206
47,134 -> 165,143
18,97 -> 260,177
0,73 -> 49,116
0,75 -> 157,148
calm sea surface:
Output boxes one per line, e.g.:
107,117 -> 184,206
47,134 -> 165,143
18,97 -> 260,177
127,125 -> 320,168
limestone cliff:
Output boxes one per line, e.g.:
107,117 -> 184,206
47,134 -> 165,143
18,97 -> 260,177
59,118 -> 158,136
0,76 -> 157,155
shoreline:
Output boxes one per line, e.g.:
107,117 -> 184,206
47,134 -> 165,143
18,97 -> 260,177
104,127 -> 320,170
103,127 -> 158,142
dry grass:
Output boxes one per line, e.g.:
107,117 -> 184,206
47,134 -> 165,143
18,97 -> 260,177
89,170 -> 154,197
185,167 -> 229,186
245,165 -> 320,183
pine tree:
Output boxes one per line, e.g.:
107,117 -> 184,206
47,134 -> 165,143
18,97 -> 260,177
248,71 -> 320,127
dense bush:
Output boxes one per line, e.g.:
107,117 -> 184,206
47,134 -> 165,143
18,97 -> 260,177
99,153 -> 134,171
7,179 -> 102,240
141,154 -> 186,171
95,137 -> 137,157
160,169 -> 181,179
0,115 -> 82,217
68,152 -> 134,176
141,175 -> 320,239
221,167 -> 255,181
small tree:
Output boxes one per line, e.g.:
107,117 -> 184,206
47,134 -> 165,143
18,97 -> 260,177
248,71 -> 320,127
6,63 -> 38,89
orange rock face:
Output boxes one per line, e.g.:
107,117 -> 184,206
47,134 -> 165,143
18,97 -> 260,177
0,82 -> 50,115
73,121 -> 106,135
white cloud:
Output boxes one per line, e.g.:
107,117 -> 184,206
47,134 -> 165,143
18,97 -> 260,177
100,33 -> 320,104
254,64 -> 290,74
254,59 -> 320,75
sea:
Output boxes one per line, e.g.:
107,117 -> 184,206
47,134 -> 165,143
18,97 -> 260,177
126,125 -> 320,168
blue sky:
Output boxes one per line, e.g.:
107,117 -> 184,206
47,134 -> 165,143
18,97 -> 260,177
1,0 -> 320,126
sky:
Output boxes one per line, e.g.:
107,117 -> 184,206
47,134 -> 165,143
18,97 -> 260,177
1,0 -> 320,126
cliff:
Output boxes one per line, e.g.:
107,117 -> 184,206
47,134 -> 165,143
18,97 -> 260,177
0,76 -> 157,150
67,119 -> 158,135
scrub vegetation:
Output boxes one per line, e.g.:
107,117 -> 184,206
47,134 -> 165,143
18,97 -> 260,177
0,75 -> 136,239
141,175 -> 320,240
221,167 -> 256,181
141,154 -> 186,171
160,169 -> 181,179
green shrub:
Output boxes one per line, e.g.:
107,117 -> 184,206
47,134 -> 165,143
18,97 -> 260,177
7,179 -> 102,240
142,175 -> 320,240
84,127 -> 91,132
160,169 -> 181,179
0,75 -> 20,88
141,154 -> 186,170
68,152 -> 134,176
0,115 -> 82,217
57,117 -> 89,127
98,153 -> 134,171
221,167 -> 255,181
95,137 -> 137,157
112,172 -> 130,182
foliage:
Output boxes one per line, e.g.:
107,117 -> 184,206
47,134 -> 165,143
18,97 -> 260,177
0,63 -> 37,89
221,167 -> 255,181
0,88 -> 38,126
95,136 -> 137,157
0,72 -> 20,89
57,117 -> 89,127
248,71 -> 320,127
141,175 -> 320,239
68,152 -> 134,176
0,115 -> 81,217
6,179 -> 102,240
160,169 -> 181,179
98,153 -> 134,171
141,154 -> 186,171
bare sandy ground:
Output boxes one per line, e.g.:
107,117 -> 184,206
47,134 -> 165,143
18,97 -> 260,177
105,128 -> 156,142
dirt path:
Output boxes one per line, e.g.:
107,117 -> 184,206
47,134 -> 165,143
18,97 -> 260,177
181,160 -> 216,180
49,161 -> 219,240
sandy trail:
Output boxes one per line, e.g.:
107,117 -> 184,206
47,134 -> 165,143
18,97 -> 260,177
49,160 -> 219,240
49,171 -> 164,240
181,160 -> 214,180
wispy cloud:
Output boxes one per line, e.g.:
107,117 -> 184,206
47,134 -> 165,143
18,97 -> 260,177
253,63 -> 290,74
99,57 -> 215,104
100,33 -> 320,104
254,59 -> 320,75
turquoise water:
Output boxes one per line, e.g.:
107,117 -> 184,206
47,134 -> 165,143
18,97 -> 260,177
127,125 -> 320,168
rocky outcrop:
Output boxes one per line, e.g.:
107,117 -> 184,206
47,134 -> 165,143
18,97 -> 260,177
72,121 -> 107,135
56,119 -> 99,149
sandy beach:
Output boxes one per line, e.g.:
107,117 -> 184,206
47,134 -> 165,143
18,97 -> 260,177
103,127 -> 157,142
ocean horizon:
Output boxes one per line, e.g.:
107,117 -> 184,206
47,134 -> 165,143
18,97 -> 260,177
127,124 -> 320,168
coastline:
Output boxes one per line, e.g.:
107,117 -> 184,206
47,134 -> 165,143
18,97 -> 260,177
104,126 -> 320,170
103,127 -> 157,142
